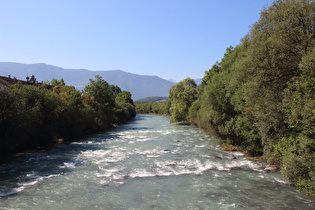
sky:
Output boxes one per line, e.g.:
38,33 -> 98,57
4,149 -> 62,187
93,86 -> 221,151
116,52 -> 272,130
0,0 -> 274,82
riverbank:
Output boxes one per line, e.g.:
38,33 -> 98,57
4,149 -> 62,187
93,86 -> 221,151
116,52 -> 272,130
0,76 -> 136,161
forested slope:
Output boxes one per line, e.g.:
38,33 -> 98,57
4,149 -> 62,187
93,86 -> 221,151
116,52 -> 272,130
169,0 -> 315,196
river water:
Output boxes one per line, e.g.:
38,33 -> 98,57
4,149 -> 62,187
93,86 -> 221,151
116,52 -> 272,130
0,114 -> 314,209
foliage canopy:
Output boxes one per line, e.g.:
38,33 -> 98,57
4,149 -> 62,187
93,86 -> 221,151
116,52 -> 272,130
0,75 -> 136,159
167,0 -> 315,196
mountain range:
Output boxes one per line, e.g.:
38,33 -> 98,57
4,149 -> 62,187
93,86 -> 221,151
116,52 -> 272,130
0,62 -> 177,100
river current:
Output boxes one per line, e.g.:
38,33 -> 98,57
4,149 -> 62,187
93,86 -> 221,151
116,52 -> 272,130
0,114 -> 314,209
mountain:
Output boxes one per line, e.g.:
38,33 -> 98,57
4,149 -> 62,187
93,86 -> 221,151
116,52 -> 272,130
0,62 -> 176,100
134,96 -> 168,104
194,78 -> 202,85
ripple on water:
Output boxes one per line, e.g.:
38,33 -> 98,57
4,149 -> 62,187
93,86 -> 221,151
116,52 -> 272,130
1,115 -> 315,210
0,173 -> 61,197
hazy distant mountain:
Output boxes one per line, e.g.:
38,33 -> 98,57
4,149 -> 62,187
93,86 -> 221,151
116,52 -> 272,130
134,96 -> 168,104
0,62 -> 176,100
194,78 -> 202,85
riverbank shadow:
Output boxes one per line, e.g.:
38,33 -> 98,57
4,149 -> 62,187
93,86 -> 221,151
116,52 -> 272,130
0,131 -> 120,198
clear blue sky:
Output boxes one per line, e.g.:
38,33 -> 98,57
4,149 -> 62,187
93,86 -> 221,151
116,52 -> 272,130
0,0 -> 274,81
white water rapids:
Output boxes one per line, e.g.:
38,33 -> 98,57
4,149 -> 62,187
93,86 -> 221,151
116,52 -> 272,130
0,114 -> 314,209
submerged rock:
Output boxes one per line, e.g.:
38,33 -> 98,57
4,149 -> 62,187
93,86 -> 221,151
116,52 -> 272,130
264,166 -> 278,172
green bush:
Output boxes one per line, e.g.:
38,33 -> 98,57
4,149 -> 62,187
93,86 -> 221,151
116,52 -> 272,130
0,76 -> 136,158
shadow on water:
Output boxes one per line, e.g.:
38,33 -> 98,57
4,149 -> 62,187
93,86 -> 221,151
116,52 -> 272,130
130,127 -> 153,130
134,114 -> 152,121
0,114 -> 166,198
0,131 -> 121,198
116,114 -> 157,130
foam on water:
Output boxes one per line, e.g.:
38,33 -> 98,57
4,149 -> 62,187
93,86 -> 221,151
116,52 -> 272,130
0,173 -> 60,197
0,115 -> 314,209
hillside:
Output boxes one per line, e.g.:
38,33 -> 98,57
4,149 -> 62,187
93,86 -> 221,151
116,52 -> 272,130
134,96 -> 168,104
0,62 -> 176,100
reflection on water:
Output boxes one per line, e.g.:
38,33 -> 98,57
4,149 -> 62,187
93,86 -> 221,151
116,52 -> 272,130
0,114 -> 314,209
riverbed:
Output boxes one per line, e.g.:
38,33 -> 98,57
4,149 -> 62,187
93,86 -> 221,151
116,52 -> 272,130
0,114 -> 314,209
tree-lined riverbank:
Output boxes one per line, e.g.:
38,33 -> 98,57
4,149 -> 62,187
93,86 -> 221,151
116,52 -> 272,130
0,76 -> 136,159
138,0 -> 315,196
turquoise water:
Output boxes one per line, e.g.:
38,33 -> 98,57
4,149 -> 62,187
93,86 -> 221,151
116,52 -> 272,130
0,114 -> 314,209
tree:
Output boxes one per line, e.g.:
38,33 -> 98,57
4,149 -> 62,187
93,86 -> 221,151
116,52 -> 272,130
0,75 -> 136,159
29,75 -> 37,84
187,0 -> 315,195
51,78 -> 66,86
83,75 -> 120,128
201,62 -> 221,88
241,0 -> 315,163
83,75 -> 115,106
169,78 -> 198,123
0,84 -> 62,153
275,45 -> 315,196
115,91 -> 134,105
110,85 -> 122,99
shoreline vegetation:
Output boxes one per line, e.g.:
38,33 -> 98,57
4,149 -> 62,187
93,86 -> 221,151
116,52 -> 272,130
135,101 -> 170,116
137,0 -> 315,197
0,75 -> 136,161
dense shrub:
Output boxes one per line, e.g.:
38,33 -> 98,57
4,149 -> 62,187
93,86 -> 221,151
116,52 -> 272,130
0,76 -> 136,158
136,101 -> 170,115
168,0 -> 315,195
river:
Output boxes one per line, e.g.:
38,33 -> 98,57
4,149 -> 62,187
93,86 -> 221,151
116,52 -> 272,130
0,114 -> 314,209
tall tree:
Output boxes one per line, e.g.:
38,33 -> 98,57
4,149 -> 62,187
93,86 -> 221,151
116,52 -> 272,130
115,91 -> 134,105
187,0 -> 315,195
275,45 -> 315,196
51,78 -> 66,86
244,0 -> 315,163
169,78 -> 197,123
83,75 -> 115,107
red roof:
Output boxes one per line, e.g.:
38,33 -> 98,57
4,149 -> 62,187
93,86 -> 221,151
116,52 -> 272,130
0,77 -> 12,87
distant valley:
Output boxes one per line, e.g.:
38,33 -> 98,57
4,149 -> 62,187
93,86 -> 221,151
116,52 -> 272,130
0,62 -> 178,100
